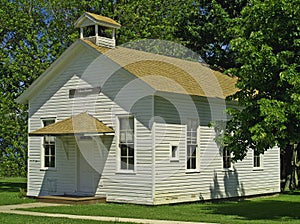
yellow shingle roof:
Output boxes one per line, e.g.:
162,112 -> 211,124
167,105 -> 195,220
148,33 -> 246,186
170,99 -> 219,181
75,12 -> 121,28
86,12 -> 121,27
82,39 -> 238,99
29,112 -> 114,136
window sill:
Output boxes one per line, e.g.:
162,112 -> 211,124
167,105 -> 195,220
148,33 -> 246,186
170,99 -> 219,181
40,167 -> 56,171
253,167 -> 264,171
185,170 -> 200,174
116,170 -> 136,175
222,168 -> 235,172
170,158 -> 179,162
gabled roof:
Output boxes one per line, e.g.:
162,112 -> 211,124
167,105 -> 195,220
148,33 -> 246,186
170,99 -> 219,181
82,39 -> 238,99
29,112 -> 114,136
74,12 -> 121,29
17,39 -> 238,104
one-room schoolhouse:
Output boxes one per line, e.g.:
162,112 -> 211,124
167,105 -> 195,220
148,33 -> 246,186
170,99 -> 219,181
17,12 -> 280,205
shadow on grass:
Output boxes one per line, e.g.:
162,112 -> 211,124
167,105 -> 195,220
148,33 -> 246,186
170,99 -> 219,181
0,181 -> 27,193
208,197 -> 300,221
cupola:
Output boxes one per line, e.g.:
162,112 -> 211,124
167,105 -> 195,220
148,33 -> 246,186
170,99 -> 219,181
74,12 -> 121,48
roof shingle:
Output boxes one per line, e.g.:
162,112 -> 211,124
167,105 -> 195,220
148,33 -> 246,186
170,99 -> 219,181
29,112 -> 114,136
82,39 -> 238,99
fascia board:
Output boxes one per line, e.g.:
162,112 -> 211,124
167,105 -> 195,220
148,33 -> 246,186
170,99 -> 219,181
16,40 -> 87,104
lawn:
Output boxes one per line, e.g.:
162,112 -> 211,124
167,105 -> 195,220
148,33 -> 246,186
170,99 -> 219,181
0,177 -> 35,205
0,178 -> 129,224
1,178 -> 300,224
23,193 -> 300,224
0,213 -> 135,224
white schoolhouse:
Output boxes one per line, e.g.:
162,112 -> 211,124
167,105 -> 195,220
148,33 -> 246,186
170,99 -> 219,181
17,12 -> 280,205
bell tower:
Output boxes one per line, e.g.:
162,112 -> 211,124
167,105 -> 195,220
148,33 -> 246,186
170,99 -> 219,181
75,12 -> 121,48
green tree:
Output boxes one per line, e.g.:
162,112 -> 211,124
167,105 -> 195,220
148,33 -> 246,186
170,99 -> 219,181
1,0 -> 245,176
176,0 -> 248,69
221,0 -> 300,190
0,0 -> 50,176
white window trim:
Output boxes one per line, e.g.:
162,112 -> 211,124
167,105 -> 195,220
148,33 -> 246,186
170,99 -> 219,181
116,115 -> 136,174
186,121 -> 200,173
170,142 -> 179,162
222,148 -> 234,172
40,117 -> 57,171
253,150 -> 264,170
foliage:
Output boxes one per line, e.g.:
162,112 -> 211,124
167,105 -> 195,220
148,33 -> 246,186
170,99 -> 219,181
0,0 -> 242,176
177,0 -> 248,69
220,0 -> 300,189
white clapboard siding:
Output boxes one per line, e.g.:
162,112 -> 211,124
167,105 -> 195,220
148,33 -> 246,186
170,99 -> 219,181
152,94 -> 280,205
28,47 -> 155,204
26,41 -> 280,205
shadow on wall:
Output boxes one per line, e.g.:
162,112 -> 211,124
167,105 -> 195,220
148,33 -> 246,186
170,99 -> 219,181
39,135 -> 113,196
210,169 -> 245,200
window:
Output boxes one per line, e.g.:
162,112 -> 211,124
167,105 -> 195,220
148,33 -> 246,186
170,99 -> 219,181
170,145 -> 179,160
223,147 -> 231,169
42,119 -> 56,168
254,150 -> 261,168
187,119 -> 198,170
119,117 -> 134,170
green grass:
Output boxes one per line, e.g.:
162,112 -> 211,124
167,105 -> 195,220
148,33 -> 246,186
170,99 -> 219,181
0,177 -> 35,205
23,193 -> 300,224
1,178 -> 300,223
0,214 -> 132,224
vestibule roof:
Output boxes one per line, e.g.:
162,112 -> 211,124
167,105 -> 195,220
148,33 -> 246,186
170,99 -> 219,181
29,112 -> 114,136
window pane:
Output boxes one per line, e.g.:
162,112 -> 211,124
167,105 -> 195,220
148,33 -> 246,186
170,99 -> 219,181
120,118 -> 128,130
43,119 -> 56,168
119,117 -> 134,170
50,145 -> 55,155
191,157 -> 196,169
128,158 -> 134,170
172,146 -> 177,158
45,157 -> 49,167
126,131 -> 134,143
121,144 -> 127,156
128,146 -> 134,157
223,148 -> 231,168
45,146 -> 50,156
121,158 -> 127,169
50,157 -> 55,167
120,132 -> 126,142
43,120 -> 55,127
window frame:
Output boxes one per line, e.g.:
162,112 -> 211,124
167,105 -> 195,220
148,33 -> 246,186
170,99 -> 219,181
40,118 -> 56,170
253,150 -> 263,170
222,147 -> 232,170
117,115 -> 136,173
170,142 -> 179,162
186,119 -> 199,172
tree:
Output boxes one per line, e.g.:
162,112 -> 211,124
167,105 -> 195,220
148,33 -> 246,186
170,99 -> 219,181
221,0 -> 300,190
0,0 -> 246,176
176,0 -> 248,69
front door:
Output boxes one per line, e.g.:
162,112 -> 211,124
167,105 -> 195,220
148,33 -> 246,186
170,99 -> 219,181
77,138 -> 100,195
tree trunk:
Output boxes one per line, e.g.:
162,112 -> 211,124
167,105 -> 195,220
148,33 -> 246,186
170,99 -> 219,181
283,143 -> 300,191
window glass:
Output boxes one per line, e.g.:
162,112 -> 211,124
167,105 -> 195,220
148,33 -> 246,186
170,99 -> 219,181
187,119 -> 198,170
223,147 -> 231,169
42,119 -> 55,168
119,117 -> 134,170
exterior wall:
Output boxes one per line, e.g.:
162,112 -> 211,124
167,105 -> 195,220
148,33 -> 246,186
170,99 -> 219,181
26,42 -> 280,205
28,46 -> 154,204
152,93 -> 280,205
